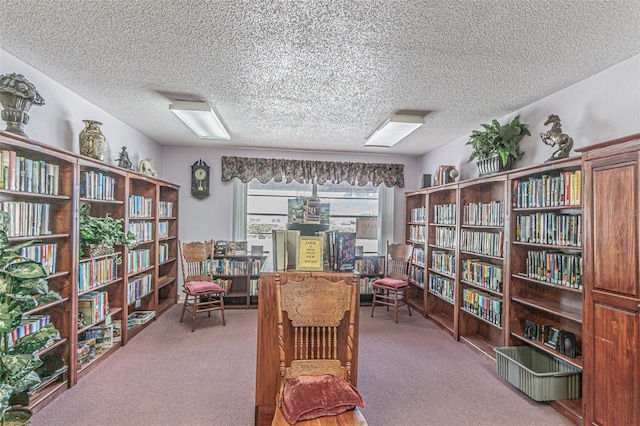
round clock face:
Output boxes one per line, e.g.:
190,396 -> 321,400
194,168 -> 207,180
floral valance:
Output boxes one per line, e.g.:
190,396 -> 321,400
221,156 -> 404,188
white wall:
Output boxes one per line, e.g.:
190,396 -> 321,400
0,49 -> 162,172
418,54 -> 640,183
160,146 -> 418,243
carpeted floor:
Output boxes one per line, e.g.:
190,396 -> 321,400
32,305 -> 574,426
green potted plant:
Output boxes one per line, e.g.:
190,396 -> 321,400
466,115 -> 531,175
0,210 -> 61,424
79,204 -> 137,259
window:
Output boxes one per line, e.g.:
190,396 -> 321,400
245,179 -> 385,254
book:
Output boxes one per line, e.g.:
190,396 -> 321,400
336,232 -> 357,272
214,240 -> 228,256
272,229 -> 288,271
287,199 -> 305,223
112,320 -> 122,342
319,203 -> 331,225
285,230 -> 300,270
305,200 -> 321,224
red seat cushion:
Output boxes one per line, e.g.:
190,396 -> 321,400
373,277 -> 408,289
185,281 -> 223,294
281,374 -> 365,424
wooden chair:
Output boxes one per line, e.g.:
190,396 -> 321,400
179,240 -> 225,331
370,242 -> 414,323
272,276 -> 367,425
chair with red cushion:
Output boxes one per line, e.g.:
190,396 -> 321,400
370,242 -> 414,323
179,240 -> 225,331
272,275 -> 367,425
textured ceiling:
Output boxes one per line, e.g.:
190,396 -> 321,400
0,1 -> 639,156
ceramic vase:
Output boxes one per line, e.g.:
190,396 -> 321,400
79,120 -> 106,161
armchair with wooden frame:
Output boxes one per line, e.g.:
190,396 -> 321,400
370,242 -> 414,323
272,275 -> 367,425
179,240 -> 226,332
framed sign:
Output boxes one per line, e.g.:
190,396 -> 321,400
296,236 -> 324,271
356,217 -> 378,239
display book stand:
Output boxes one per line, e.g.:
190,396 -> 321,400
406,156 -> 583,423
0,130 -> 179,415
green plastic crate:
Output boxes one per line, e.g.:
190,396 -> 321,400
494,346 -> 581,401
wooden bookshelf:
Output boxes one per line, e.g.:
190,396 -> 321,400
405,190 -> 427,316
354,254 -> 385,305
156,183 -> 179,315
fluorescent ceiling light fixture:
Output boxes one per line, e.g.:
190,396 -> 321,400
365,114 -> 424,147
169,101 -> 230,140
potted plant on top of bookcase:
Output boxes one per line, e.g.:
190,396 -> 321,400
78,203 -> 137,261
466,115 -> 530,176
0,210 -> 61,424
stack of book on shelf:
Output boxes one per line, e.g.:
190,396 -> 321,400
127,310 -> 155,329
323,231 -> 357,272
78,291 -> 109,326
77,323 -> 116,370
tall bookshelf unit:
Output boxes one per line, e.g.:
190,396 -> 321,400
405,190 -> 427,316
0,132 -> 76,407
507,157 -> 583,421
425,184 -> 457,336
125,174 -> 157,340
157,183 -> 179,315
76,158 -> 127,380
457,175 -> 508,358
213,253 -> 266,308
354,254 -> 385,305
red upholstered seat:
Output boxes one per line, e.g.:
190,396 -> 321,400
372,277 -> 408,289
186,281 -> 223,294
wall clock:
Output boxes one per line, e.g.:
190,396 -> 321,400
191,159 -> 210,199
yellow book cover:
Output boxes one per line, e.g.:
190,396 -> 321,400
296,236 -> 324,271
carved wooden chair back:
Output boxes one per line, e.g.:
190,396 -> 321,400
179,240 -> 214,285
384,242 -> 413,282
275,275 -> 357,382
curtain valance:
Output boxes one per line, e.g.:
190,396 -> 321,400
221,156 -> 404,188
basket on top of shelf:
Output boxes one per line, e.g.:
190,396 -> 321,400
79,203 -> 137,260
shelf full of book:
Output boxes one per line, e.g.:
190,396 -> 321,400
157,183 -> 179,315
354,254 -> 385,305
213,240 -> 266,308
0,131 -> 76,409
425,185 -> 458,336
405,190 -> 427,316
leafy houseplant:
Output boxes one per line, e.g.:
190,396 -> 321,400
0,210 -> 61,423
79,204 -> 137,260
466,115 -> 531,174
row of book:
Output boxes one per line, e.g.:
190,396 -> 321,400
462,200 -> 504,227
433,203 -> 456,225
525,250 -> 582,289
128,221 -> 154,243
6,314 -> 51,348
431,250 -> 455,276
0,150 -> 60,195
249,278 -> 259,296
434,227 -> 456,249
79,170 -> 116,201
462,287 -> 502,326
213,278 -> 232,293
128,248 -> 151,273
78,291 -> 109,326
127,273 -> 153,303
461,259 -> 503,293
410,266 -> 424,288
214,240 -> 248,256
409,206 -> 426,223
412,247 -> 426,267
0,201 -> 51,237
212,258 -> 249,275
512,170 -> 582,208
408,224 -> 425,243
158,243 -> 170,263
158,201 -> 174,218
128,195 -> 153,218
460,230 -> 504,258
515,212 -> 582,247
324,231 -> 356,272
428,274 -> 454,303
78,256 -> 118,293
158,221 -> 169,238
78,323 -> 118,371
19,243 -> 57,275
354,256 -> 384,276
359,277 -> 378,295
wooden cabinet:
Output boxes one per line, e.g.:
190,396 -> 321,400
0,132 -> 76,410
507,157 -> 583,422
405,190 -> 427,316
254,269 -> 360,426
425,184 -> 457,336
579,134 -> 640,426
457,175 -> 508,358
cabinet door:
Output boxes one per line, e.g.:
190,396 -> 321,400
584,154 -> 640,425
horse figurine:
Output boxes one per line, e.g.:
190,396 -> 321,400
540,114 -> 573,162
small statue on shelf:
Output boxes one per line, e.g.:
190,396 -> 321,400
138,158 -> 157,177
117,146 -> 133,170
540,114 -> 573,162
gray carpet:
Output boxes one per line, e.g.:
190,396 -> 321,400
32,305 -> 574,426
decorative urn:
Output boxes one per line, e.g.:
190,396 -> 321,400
79,120 -> 106,161
0,73 -> 45,138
